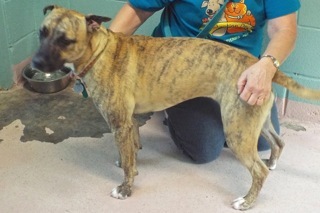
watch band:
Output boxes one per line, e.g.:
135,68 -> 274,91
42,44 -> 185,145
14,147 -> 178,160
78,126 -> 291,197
261,55 -> 280,68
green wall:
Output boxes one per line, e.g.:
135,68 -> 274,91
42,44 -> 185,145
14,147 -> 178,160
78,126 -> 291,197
69,0 -> 161,35
273,0 -> 320,105
0,0 -> 319,106
0,1 -> 12,89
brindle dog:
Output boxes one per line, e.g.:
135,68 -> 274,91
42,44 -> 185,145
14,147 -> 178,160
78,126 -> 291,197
32,5 -> 320,210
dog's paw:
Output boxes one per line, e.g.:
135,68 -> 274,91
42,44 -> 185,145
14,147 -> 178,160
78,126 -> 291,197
115,160 -> 121,168
110,185 -> 131,200
232,197 -> 251,210
262,159 -> 277,170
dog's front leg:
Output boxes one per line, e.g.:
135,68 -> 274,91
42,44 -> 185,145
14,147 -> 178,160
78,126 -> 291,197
110,120 -> 138,199
115,117 -> 141,176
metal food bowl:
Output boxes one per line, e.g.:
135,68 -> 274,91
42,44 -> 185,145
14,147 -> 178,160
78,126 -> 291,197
23,64 -> 72,93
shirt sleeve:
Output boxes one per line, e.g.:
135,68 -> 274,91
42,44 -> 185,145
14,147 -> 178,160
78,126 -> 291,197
265,0 -> 301,19
128,0 -> 176,12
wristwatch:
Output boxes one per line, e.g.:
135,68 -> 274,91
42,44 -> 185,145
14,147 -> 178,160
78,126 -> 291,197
261,55 -> 280,69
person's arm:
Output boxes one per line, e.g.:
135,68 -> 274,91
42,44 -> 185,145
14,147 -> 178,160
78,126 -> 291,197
237,12 -> 298,106
109,2 -> 155,35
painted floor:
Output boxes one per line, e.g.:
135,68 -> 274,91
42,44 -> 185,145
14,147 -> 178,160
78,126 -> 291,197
1,87 -> 320,213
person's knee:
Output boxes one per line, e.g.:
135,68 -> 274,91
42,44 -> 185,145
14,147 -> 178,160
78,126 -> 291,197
257,136 -> 270,151
165,98 -> 225,164
168,124 -> 224,164
190,149 -> 220,164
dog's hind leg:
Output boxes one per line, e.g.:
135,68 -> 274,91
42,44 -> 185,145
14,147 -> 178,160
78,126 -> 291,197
227,132 -> 269,210
133,117 -> 142,151
261,115 -> 285,170
222,105 -> 270,210
131,117 -> 141,176
230,157 -> 268,211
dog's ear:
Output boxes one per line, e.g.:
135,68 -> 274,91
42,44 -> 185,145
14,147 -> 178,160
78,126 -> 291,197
86,15 -> 111,25
86,15 -> 112,32
43,5 -> 60,15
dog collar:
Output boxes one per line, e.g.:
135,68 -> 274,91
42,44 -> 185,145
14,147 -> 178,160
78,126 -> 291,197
71,45 -> 106,98
77,41 -> 108,78
78,49 -> 104,78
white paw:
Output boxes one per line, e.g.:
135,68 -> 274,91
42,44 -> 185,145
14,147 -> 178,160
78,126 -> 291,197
262,159 -> 277,170
115,160 -> 121,168
110,187 -> 128,200
269,162 -> 277,170
232,197 -> 246,210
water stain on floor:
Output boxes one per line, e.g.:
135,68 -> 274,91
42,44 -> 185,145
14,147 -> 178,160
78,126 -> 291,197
281,122 -> 306,132
0,85 -> 151,144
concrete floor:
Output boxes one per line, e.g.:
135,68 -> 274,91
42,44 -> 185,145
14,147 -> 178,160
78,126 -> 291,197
1,86 -> 320,213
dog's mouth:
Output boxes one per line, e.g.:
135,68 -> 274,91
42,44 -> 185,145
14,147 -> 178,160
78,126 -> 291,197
31,55 -> 66,73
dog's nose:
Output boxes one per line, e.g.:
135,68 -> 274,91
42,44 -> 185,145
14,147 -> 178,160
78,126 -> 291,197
31,57 -> 45,70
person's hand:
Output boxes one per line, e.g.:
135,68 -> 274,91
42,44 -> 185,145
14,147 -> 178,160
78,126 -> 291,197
237,59 -> 277,106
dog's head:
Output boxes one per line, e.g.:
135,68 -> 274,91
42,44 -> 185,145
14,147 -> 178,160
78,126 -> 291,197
32,5 -> 111,72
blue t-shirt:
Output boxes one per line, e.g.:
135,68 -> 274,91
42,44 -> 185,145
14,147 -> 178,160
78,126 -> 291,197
129,0 -> 301,57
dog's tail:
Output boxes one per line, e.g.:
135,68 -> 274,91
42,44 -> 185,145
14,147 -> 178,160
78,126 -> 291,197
273,70 -> 320,100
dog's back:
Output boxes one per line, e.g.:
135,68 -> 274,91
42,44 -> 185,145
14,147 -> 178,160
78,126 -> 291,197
96,30 -> 258,113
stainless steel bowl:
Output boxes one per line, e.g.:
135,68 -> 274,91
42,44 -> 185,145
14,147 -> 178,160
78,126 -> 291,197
23,64 -> 72,93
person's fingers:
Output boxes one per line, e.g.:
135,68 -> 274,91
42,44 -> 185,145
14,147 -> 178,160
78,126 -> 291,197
256,96 -> 265,106
241,90 -> 266,106
247,93 -> 259,105
239,89 -> 251,102
237,73 -> 247,94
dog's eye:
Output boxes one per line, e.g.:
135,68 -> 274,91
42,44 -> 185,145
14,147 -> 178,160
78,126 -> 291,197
57,37 -> 76,47
39,27 -> 49,40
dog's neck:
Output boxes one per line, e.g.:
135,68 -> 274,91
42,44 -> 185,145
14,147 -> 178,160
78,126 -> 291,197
77,45 -> 105,78
73,29 -> 109,77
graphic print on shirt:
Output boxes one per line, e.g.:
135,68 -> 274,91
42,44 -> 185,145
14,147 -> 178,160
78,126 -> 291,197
201,0 -> 256,39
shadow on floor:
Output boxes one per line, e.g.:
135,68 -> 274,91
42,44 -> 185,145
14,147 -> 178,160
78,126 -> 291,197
0,85 -> 151,144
